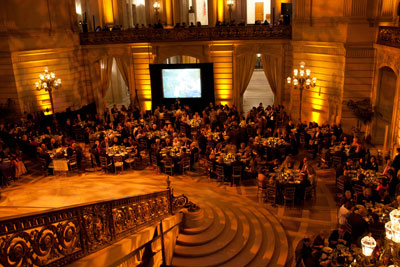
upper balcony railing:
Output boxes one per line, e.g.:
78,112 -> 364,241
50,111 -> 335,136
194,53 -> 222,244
0,187 -> 191,267
79,25 -> 291,45
377,26 -> 400,48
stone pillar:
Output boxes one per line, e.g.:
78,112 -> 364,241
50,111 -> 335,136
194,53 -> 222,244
164,0 -> 173,26
208,0 -> 216,26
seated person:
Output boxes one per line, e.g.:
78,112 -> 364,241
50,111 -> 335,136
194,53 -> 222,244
328,225 -> 351,248
367,156 -> 379,172
47,137 -> 59,150
376,188 -> 391,204
357,187 -> 374,205
339,190 -> 353,207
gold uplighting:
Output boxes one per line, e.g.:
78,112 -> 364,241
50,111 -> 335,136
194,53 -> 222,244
35,67 -> 61,115
217,0 -> 224,22
287,61 -> 317,122
103,0 -> 114,25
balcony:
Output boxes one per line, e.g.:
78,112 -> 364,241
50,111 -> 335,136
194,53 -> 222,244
79,25 -> 291,45
377,26 -> 400,48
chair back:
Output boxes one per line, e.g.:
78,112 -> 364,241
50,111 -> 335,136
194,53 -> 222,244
151,154 -> 157,166
165,157 -> 173,166
283,186 -> 296,199
113,155 -> 123,163
215,165 -> 224,175
99,156 -> 108,167
336,178 -> 345,192
232,165 -> 242,176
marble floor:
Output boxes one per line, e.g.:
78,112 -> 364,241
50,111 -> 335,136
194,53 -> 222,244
0,156 -> 339,266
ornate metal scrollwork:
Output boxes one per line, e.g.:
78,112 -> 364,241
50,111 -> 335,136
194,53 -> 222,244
0,219 -> 81,267
377,26 -> 400,48
80,25 -> 291,45
0,190 -> 172,266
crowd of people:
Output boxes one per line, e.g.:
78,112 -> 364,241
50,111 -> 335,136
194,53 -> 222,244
2,100 -> 400,266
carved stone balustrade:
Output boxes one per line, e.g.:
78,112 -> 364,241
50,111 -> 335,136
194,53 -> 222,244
80,25 -> 292,45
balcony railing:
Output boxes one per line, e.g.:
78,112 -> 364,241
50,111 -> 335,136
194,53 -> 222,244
377,26 -> 400,48
79,25 -> 291,45
0,188 -> 190,267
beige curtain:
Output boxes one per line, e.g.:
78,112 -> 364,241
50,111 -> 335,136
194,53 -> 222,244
261,54 -> 280,104
234,54 -> 257,110
99,57 -> 113,98
115,57 -> 130,88
93,57 -> 113,113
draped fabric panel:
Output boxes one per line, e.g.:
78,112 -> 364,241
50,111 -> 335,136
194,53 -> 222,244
115,57 -> 130,89
116,56 -> 139,108
234,54 -> 257,111
261,54 -> 280,104
100,57 -> 114,98
93,57 -> 113,114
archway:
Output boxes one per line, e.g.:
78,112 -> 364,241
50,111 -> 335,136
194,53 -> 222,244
163,55 -> 200,64
242,54 -> 274,112
373,66 -> 397,145
104,58 -> 131,108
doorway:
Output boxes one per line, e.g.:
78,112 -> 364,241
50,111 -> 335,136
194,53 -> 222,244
373,67 -> 397,146
242,54 -> 274,112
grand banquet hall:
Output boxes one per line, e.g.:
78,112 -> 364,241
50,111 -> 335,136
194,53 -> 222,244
1,0 -> 400,266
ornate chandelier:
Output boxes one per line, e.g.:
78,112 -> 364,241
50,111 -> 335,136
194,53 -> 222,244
35,67 -> 61,115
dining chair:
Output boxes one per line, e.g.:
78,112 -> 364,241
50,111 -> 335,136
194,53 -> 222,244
232,165 -> 242,186
215,165 -> 225,183
99,156 -> 112,173
68,153 -> 78,172
265,184 -> 276,205
181,157 -> 191,175
164,157 -> 174,176
283,186 -> 296,207
113,156 -> 124,174
124,152 -> 135,169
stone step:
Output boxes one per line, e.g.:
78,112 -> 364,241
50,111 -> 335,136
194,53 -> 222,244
257,207 -> 289,267
181,203 -> 215,235
177,204 -> 225,246
173,207 -> 238,258
172,206 -> 250,267
246,205 -> 277,267
220,204 -> 264,267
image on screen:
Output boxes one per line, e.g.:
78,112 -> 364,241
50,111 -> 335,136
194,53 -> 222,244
162,68 -> 201,98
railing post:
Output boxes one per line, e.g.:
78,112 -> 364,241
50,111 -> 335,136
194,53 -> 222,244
159,219 -> 167,267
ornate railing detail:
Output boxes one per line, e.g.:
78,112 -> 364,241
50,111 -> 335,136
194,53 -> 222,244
377,26 -> 400,48
0,188 -> 185,267
79,25 -> 291,45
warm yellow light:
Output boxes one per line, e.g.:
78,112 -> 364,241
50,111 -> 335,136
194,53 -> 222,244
144,101 -> 152,111
153,2 -> 160,9
217,0 -> 224,22
311,112 -> 320,123
103,0 -> 114,25
75,0 -> 82,15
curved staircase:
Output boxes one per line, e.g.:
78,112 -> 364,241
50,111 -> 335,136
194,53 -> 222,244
171,187 -> 289,267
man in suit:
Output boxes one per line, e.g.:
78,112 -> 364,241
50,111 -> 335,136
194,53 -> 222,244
328,225 -> 351,248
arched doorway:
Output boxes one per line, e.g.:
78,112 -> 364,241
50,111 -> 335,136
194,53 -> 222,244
242,54 -> 274,112
104,58 -> 131,108
373,66 -> 397,146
